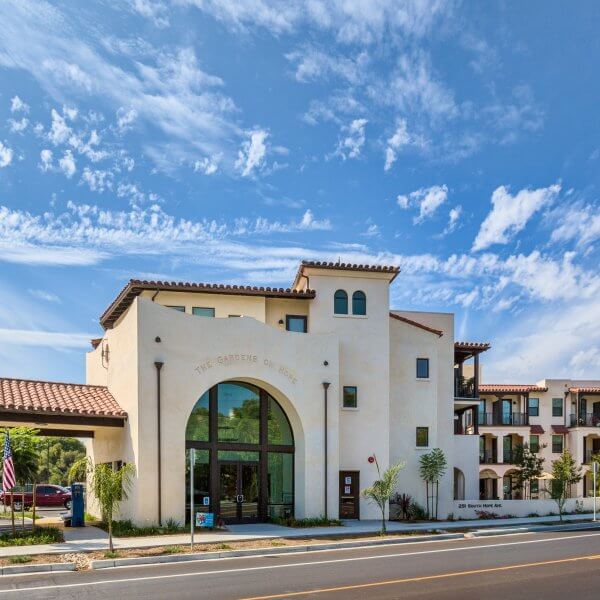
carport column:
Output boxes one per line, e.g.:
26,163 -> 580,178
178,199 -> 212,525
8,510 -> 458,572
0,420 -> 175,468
155,361 -> 164,526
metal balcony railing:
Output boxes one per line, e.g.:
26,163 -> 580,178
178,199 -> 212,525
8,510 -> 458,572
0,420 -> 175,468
454,377 -> 477,399
479,412 -> 529,426
569,413 -> 600,428
479,451 -> 497,464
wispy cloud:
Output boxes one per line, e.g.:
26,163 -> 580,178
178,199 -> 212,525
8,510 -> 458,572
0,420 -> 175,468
333,118 -> 367,160
473,183 -> 560,251
397,184 -> 449,224
0,328 -> 93,348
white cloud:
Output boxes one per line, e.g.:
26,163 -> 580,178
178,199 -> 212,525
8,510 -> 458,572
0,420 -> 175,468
286,45 -> 368,84
194,155 -> 220,175
28,289 -> 60,303
48,108 -> 73,145
181,0 -> 451,43
235,129 -> 269,177
0,142 -> 13,168
296,209 -> 331,231
442,205 -> 462,235
361,223 -> 380,238
0,328 -> 93,348
334,118 -> 367,160
41,59 -> 93,92
384,119 -> 410,171
81,167 -> 113,192
549,201 -> 600,249
58,149 -> 76,177
128,0 -> 170,28
473,183 -> 560,251
397,184 -> 448,224
10,95 -> 29,113
116,106 -> 138,132
39,149 -> 53,171
570,346 -> 600,376
8,117 -> 28,133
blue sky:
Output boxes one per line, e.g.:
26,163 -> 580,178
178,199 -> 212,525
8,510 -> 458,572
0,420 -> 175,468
0,0 -> 599,384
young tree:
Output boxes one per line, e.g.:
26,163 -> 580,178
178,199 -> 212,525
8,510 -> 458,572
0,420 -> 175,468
418,449 -> 447,519
549,450 -> 582,521
512,443 -> 545,499
361,455 -> 405,534
87,461 -> 135,551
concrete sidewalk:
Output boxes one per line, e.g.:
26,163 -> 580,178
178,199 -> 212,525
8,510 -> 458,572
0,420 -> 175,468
0,513 -> 596,558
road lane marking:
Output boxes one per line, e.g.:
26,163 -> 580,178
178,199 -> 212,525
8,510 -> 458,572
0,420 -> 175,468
1,531 -> 600,595
239,554 -> 600,600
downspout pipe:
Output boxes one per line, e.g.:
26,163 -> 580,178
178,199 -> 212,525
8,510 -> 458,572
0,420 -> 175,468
155,361 -> 164,526
322,382 -> 330,519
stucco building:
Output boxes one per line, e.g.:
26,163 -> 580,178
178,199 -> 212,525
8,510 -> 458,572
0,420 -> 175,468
478,381 -> 600,500
0,261 -> 485,524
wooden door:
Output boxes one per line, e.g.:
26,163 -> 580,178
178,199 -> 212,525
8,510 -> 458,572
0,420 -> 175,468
339,471 -> 360,519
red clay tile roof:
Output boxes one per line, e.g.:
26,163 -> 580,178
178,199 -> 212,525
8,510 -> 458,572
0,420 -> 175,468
100,279 -> 316,329
294,260 -> 400,287
551,425 -> 569,434
455,342 -> 491,352
530,424 -> 545,434
389,312 -> 443,337
569,387 -> 600,394
90,338 -> 103,349
0,378 -> 126,419
479,384 -> 548,394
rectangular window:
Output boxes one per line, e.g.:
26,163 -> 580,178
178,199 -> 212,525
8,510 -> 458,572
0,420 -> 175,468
416,427 -> 429,447
529,435 -> 539,453
192,307 -> 215,317
552,435 -> 564,453
552,398 -> 563,417
286,315 -> 307,333
166,305 -> 185,312
342,386 -> 357,409
416,358 -> 430,379
528,397 -> 539,417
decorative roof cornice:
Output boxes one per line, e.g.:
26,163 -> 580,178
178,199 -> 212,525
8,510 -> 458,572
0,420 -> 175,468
479,384 -> 548,394
100,279 -> 316,329
389,312 -> 443,337
294,260 -> 400,288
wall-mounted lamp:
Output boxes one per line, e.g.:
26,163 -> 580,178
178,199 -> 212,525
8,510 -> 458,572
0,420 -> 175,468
278,319 -> 284,325
323,360 -> 329,366
155,336 -> 161,343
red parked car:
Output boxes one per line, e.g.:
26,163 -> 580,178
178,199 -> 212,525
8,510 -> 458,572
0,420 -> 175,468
1,484 -> 71,511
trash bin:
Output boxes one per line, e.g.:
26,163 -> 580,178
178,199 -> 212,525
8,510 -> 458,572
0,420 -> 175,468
70,483 -> 85,527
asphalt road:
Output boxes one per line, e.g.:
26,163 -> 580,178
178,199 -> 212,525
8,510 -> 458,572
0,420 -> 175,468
1,529 -> 600,599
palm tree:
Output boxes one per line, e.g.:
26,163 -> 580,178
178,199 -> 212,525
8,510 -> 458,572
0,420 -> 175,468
418,449 -> 447,520
361,455 -> 405,534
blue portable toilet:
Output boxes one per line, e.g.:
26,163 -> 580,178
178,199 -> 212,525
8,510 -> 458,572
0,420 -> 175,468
70,483 -> 85,527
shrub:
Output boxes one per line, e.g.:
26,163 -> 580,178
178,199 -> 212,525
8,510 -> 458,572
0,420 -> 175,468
390,493 -> 412,521
8,555 -> 32,564
475,510 -> 499,520
407,501 -> 427,521
269,516 -> 342,528
0,527 -> 63,547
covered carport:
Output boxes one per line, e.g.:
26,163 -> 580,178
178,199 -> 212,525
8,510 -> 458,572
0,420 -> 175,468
0,377 -> 127,518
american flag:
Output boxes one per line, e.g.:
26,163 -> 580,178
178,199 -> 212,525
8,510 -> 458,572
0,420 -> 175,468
2,431 -> 15,493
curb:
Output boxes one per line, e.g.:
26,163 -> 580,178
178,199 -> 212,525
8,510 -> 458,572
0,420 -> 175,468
91,533 -> 465,570
1,562 -> 75,575
471,521 -> 600,537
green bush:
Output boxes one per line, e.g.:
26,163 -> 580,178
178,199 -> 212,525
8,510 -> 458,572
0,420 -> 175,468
269,516 -> 342,528
0,527 -> 63,547
98,519 -> 187,537
407,501 -> 427,521
8,555 -> 32,564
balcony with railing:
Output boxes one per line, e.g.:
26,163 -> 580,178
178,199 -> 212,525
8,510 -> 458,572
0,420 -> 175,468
454,376 -> 477,399
479,412 -> 529,427
479,451 -> 497,464
569,413 -> 600,428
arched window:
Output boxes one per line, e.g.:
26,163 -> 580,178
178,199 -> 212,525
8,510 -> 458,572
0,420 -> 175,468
352,291 -> 366,315
334,289 -> 348,315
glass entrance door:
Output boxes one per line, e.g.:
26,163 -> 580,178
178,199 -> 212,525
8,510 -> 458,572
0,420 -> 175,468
219,461 -> 259,523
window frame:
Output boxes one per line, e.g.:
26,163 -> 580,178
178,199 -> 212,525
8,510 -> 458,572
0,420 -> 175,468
351,290 -> 366,316
166,305 -> 186,312
342,386 -> 358,409
416,358 -> 430,379
552,397 -> 563,417
528,397 -> 539,417
192,307 -> 215,317
529,434 -> 539,453
285,315 -> 307,333
552,434 -> 564,454
334,289 -> 349,315
416,427 -> 429,448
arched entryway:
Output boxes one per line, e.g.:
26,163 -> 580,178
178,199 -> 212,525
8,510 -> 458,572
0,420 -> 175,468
453,467 -> 465,500
185,381 -> 294,524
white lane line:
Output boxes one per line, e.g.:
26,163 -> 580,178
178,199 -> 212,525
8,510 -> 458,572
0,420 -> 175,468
1,531 -> 600,595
